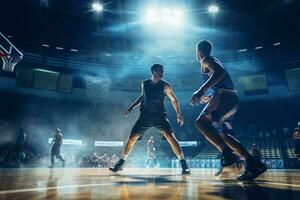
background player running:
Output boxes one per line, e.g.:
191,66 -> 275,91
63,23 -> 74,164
191,40 -> 267,181
109,64 -> 190,174
146,135 -> 158,167
48,128 -> 65,168
293,122 -> 300,160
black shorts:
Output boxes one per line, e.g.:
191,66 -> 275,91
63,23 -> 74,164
51,145 -> 61,155
200,89 -> 239,133
130,114 -> 174,140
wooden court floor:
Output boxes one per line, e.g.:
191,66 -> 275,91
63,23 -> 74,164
0,168 -> 299,200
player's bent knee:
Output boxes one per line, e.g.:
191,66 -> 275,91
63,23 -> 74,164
128,134 -> 140,142
195,115 -> 209,130
220,132 -> 227,140
163,131 -> 174,140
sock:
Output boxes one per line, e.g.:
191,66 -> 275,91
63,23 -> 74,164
176,153 -> 185,160
122,154 -> 129,160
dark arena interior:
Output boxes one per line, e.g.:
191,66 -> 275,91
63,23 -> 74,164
0,0 -> 300,199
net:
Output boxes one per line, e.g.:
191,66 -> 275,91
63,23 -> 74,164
1,54 -> 22,72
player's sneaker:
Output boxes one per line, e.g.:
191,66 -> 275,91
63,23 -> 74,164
237,157 -> 267,181
180,159 -> 191,175
109,159 -> 125,172
215,149 -> 240,178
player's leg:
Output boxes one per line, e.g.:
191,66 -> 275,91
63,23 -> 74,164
109,117 -> 149,172
195,114 -> 239,168
157,116 -> 190,174
49,152 -> 55,168
56,153 -> 65,167
215,92 -> 266,180
219,123 -> 251,158
109,134 -> 140,172
195,114 -> 227,152
162,131 -> 190,174
220,123 -> 266,181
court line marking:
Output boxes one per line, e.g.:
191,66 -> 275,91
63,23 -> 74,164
257,181 -> 300,188
0,182 -> 114,195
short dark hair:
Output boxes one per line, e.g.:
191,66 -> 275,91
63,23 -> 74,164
151,64 -> 163,73
196,40 -> 212,57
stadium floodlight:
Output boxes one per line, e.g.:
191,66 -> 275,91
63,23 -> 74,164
254,46 -> 263,50
273,42 -> 281,46
92,2 -> 103,12
238,49 -> 248,52
145,8 -> 159,24
208,5 -> 219,13
143,7 -> 185,28
171,9 -> 184,26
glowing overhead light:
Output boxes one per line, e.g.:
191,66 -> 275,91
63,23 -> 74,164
92,2 -> 103,12
143,7 -> 185,28
208,5 -> 219,13
273,42 -> 281,46
254,46 -> 263,50
41,44 -> 50,47
70,49 -> 78,52
238,49 -> 247,52
145,8 -> 159,24
56,47 -> 64,50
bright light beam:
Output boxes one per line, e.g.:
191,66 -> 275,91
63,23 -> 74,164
92,2 -> 103,12
208,5 -> 219,13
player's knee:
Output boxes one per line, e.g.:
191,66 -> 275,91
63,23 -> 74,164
220,132 -> 227,140
163,131 -> 174,140
128,134 -> 139,143
195,115 -> 209,131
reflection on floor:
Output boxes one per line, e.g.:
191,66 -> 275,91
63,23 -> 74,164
0,168 -> 299,200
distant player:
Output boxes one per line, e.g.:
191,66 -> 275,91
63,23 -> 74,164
49,128 -> 65,168
146,136 -> 157,167
293,122 -> 300,159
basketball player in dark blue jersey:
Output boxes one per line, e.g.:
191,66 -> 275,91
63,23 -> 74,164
109,64 -> 190,174
48,128 -> 65,168
191,40 -> 267,181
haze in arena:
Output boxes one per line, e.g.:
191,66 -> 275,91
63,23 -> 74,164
0,0 -> 300,199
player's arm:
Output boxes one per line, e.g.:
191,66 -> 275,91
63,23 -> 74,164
165,83 -> 184,127
191,60 -> 225,105
50,135 -> 55,145
198,59 -> 225,94
125,82 -> 144,116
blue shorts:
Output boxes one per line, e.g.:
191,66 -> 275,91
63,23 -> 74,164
200,89 -> 239,133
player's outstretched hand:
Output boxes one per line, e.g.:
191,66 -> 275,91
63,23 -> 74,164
190,90 -> 204,106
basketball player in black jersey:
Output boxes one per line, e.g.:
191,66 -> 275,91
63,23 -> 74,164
191,40 -> 266,181
48,128 -> 65,168
109,64 -> 190,174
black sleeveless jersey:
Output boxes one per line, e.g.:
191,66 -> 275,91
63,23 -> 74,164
53,133 -> 63,147
140,79 -> 168,116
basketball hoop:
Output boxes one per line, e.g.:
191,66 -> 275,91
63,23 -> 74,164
0,32 -> 23,72
0,53 -> 22,72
